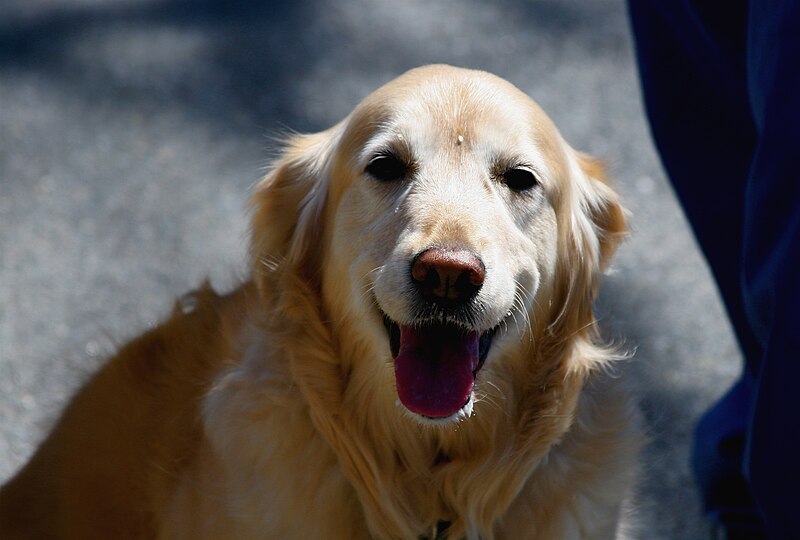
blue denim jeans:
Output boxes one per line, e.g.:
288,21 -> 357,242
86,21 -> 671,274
628,1 -> 800,537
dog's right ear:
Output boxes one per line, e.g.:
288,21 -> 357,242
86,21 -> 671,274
249,126 -> 341,295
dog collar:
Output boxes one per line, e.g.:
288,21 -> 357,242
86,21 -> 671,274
420,519 -> 452,539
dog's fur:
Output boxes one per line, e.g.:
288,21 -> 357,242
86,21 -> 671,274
0,65 -> 641,539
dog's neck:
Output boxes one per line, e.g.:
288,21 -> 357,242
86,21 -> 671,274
233,273 -> 595,538
281,300 -> 588,537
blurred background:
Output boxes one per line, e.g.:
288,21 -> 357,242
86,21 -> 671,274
0,0 -> 742,537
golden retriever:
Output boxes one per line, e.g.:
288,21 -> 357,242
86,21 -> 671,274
0,65 -> 641,539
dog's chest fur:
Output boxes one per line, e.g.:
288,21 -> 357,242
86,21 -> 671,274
178,328 -> 640,540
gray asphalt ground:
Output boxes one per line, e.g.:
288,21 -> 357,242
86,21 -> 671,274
0,1 -> 743,538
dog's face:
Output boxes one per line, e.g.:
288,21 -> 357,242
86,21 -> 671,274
252,65 -> 625,425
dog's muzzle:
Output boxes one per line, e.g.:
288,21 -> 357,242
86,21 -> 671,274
381,246 -> 497,419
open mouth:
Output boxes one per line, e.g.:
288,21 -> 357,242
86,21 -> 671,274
383,316 -> 495,420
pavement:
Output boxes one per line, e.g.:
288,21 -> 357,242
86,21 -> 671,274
0,0 -> 743,537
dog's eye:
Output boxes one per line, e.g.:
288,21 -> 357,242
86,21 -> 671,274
365,154 -> 408,182
502,168 -> 539,192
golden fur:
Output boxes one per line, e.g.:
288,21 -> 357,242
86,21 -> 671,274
0,65 -> 641,539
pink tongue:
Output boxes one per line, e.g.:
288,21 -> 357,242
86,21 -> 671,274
394,324 -> 479,418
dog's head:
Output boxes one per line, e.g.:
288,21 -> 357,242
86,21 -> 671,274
251,65 -> 625,425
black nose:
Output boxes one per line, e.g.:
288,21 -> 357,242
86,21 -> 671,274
410,247 -> 485,305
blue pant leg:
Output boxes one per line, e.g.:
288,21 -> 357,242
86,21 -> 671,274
692,377 -> 766,535
627,0 -> 762,364
742,1 -> 800,537
627,0 -> 767,534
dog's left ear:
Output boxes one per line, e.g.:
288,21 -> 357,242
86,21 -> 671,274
249,126 -> 341,294
573,151 -> 628,272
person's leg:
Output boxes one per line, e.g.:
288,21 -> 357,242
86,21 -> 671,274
692,377 -> 765,537
742,1 -> 800,537
628,0 -> 761,364
627,0 -> 766,535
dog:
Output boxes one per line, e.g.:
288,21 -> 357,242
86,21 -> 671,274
0,65 -> 641,539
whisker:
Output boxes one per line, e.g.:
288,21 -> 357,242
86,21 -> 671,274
356,266 -> 385,306
513,291 -> 528,327
510,280 -> 535,348
474,381 -> 510,419
259,254 -> 285,273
